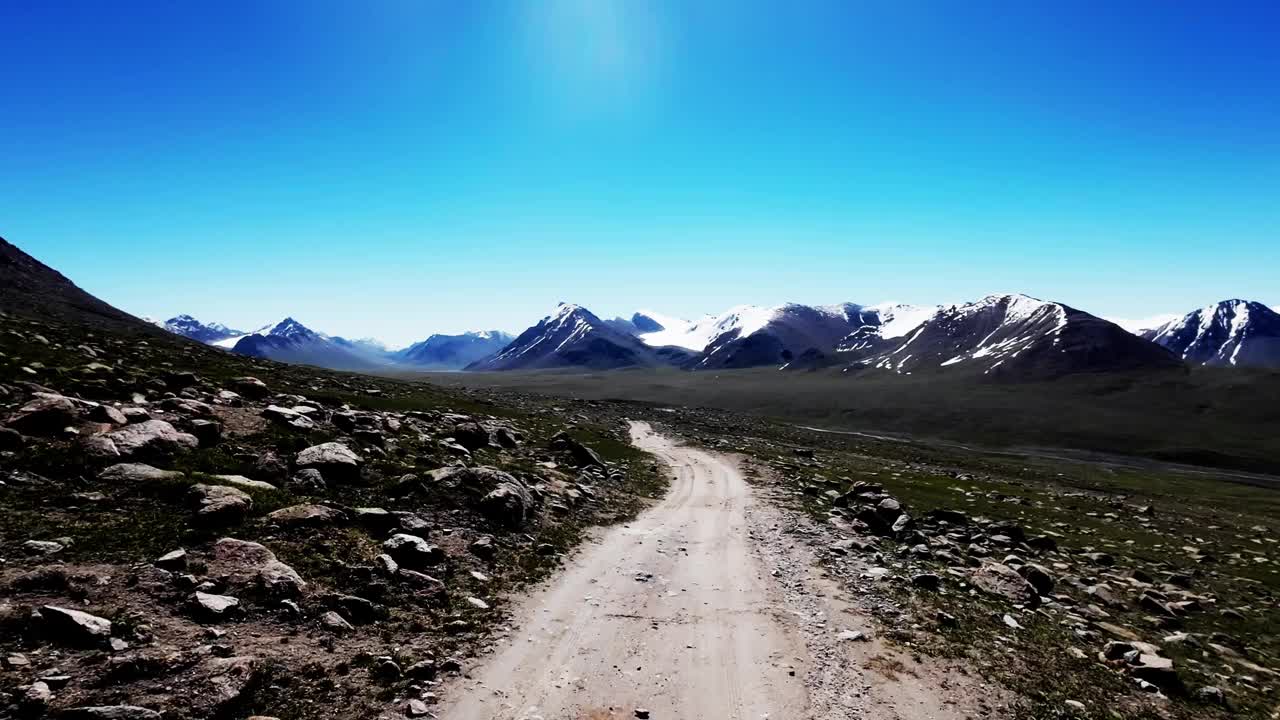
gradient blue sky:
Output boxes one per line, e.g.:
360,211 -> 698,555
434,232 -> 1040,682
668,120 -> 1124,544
2,1 -> 1277,345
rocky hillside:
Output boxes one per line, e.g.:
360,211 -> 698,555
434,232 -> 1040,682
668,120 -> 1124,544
0,239 -> 665,719
861,294 -> 1183,379
1142,300 -> 1280,368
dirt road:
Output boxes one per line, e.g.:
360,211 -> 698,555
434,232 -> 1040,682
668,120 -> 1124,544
439,422 -> 996,720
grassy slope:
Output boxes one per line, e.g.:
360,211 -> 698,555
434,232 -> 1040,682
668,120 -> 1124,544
662,411 -> 1280,720
406,365 -> 1280,474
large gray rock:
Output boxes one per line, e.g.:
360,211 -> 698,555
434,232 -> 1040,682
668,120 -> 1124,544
383,534 -> 445,569
189,655 -> 260,717
268,504 -> 347,528
452,422 -> 492,451
232,377 -> 270,399
99,463 -> 185,484
295,442 -> 362,482
88,404 -> 128,425
105,420 -> 198,459
62,707 -> 162,720
211,474 -> 278,492
970,562 -> 1040,607
549,431 -> 604,467
480,481 -> 537,528
1017,563 -> 1056,596
189,484 -> 253,526
192,591 -> 240,617
40,605 -> 112,646
7,394 -> 79,435
207,538 -> 305,597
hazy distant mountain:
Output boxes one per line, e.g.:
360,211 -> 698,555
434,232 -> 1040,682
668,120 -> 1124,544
230,318 -> 388,371
395,331 -> 514,369
155,314 -> 244,344
467,304 -> 694,371
861,294 -> 1182,378
1142,300 -> 1280,368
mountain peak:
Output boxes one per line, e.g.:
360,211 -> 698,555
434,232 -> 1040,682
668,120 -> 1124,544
1145,299 -> 1280,367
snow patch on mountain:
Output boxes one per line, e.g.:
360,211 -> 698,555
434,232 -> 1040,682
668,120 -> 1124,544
867,302 -> 938,339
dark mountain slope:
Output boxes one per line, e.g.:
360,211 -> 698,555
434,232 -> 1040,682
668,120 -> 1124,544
1143,300 -> 1280,368
864,294 -> 1182,379
467,304 -> 690,371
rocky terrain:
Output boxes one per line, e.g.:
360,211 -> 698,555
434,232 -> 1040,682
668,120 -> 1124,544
658,408 -> 1280,719
0,241 -> 670,719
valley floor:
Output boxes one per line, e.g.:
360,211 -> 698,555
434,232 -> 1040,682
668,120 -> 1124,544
439,422 -> 1000,719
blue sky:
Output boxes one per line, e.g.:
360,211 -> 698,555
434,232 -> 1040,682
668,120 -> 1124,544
2,1 -> 1277,345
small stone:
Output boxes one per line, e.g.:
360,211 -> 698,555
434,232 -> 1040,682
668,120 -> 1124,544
320,611 -> 354,633
193,591 -> 241,617
40,605 -> 112,646
155,549 -> 187,570
465,597 -> 490,610
23,539 -> 65,555
911,573 -> 941,591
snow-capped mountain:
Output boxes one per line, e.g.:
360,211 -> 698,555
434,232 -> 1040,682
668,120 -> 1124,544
229,318 -> 390,371
395,331 -> 514,369
1141,300 -> 1280,368
693,303 -> 875,369
156,315 -> 244,344
466,304 -> 695,371
620,302 -> 939,370
859,294 -> 1181,378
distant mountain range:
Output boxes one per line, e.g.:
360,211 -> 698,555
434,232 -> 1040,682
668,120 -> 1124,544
153,295 -> 1280,377
154,314 -> 512,371
143,292 -> 1280,378
465,296 -> 1186,378
1141,300 -> 1280,368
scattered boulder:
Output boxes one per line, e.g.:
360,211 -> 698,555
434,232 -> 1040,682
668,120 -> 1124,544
211,474 -> 277,492
383,534 -> 446,569
61,707 -> 162,720
549,431 -> 604,467
1017,563 -> 1056,596
189,418 -> 222,446
88,404 -> 128,425
6,394 -> 79,435
207,538 -> 306,597
452,422 -> 492,451
192,591 -> 241,618
267,504 -> 347,528
104,420 -> 198,459
155,549 -> 187,570
295,442 -> 362,483
189,484 -> 253,526
80,435 -> 121,459
99,463 -> 185,484
0,426 -> 24,449
232,377 -> 270,399
252,451 -> 288,482
39,605 -> 112,647
469,535 -> 497,560
970,562 -> 1040,607
320,611 -> 354,633
479,480 -> 537,528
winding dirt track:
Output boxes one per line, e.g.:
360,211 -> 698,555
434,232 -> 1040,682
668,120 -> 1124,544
439,421 -> 807,719
440,422 -> 996,720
